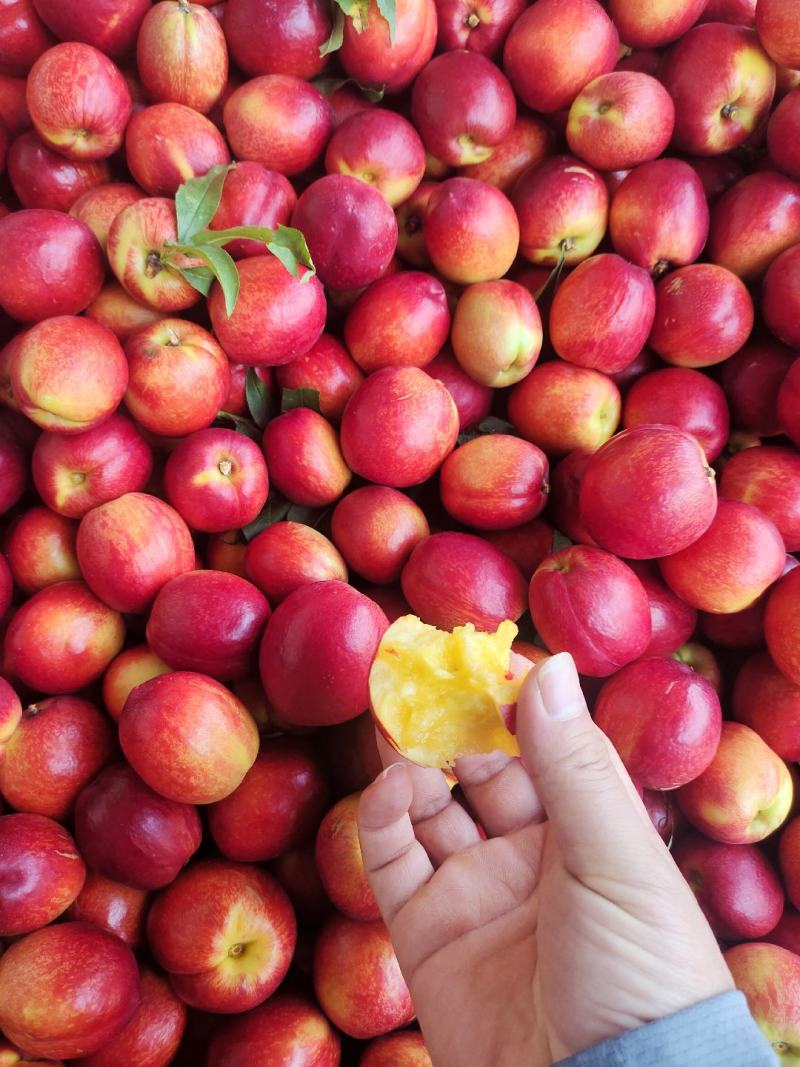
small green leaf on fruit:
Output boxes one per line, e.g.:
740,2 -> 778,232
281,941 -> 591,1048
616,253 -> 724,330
268,225 -> 316,280
376,0 -> 396,41
552,530 -> 574,552
245,368 -> 271,430
177,265 -> 214,296
286,503 -> 326,526
320,6 -> 345,54
281,387 -> 322,413
476,416 -> 516,436
215,411 -> 262,443
186,244 -> 240,316
175,163 -> 233,244
241,493 -> 293,541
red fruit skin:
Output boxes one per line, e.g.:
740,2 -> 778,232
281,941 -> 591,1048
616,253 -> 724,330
313,915 -> 414,1040
4,506 -> 80,593
124,318 -> 231,437
624,368 -> 730,462
0,552 -> 12,617
30,0 -> 151,57
660,500 -> 786,615
0,72 -> 30,134
344,271 -> 451,372
74,967 -> 186,1067
4,581 -> 125,695
402,531 -> 527,631
594,657 -> 722,790
291,174 -> 399,291
125,102 -> 230,197
769,89 -> 800,180
32,414 -> 153,520
0,433 -> 27,514
609,158 -> 710,274
275,334 -> 364,423
686,154 -> 744,202
245,522 -> 347,605
120,671 -> 260,805
0,813 -> 85,937
146,860 -> 296,1014
263,408 -> 352,508
659,24 -> 776,158
642,788 -> 683,844
0,923 -> 140,1061
549,253 -> 656,374
339,0 -> 437,94
608,0 -> 706,47
146,570 -> 271,682
580,425 -> 718,559
720,339 -> 795,437
0,0 -> 53,75
779,360 -> 800,447
67,872 -> 150,948
426,347 -> 492,430
74,763 -> 202,891
223,75 -> 333,176
763,244 -> 800,349
209,255 -> 327,365
502,0 -> 619,113
164,429 -> 269,534
259,581 -> 389,728
136,0 -> 228,115
547,449 -> 599,545
484,518 -> 555,582
628,561 -> 698,658
332,486 -> 430,585
222,0 -> 332,79
316,793 -> 379,921
764,906 -> 800,956
765,568 -> 800,686
411,51 -> 516,167
26,42 -> 132,161
436,0 -> 526,57
423,176 -> 520,284
648,263 -> 754,368
204,994 -> 340,1067
324,108 -> 426,208
70,182 -> 145,252
708,171 -> 800,281
272,846 -> 332,923
721,446 -> 800,552
440,434 -> 549,531
208,737 -> 330,862
529,545 -> 652,677
340,366 -> 459,488
780,818 -> 800,911
8,130 -> 111,211
12,315 -> 128,434
0,695 -> 115,821
209,161 -> 297,258
85,285 -> 162,342
0,209 -> 104,323
674,833 -> 784,940
734,652 -> 800,762
77,493 -> 195,615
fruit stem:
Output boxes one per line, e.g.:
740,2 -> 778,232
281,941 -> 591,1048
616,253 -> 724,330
144,251 -> 164,279
218,459 -> 233,477
652,259 -> 670,278
720,102 -> 739,120
465,12 -> 481,27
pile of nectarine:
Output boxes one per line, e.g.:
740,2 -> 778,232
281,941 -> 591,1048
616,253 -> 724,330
1,0 -> 800,1061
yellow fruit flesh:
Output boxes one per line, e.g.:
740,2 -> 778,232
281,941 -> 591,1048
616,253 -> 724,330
369,615 -> 522,769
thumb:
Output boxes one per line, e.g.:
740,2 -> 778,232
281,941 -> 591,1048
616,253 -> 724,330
516,652 -> 660,880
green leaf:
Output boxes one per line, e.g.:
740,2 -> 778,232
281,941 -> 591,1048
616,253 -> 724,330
195,225 -> 277,247
286,503 -> 326,526
245,368 -> 271,430
552,530 -> 573,553
241,493 -> 293,541
320,6 -> 345,55
268,225 -> 316,280
534,244 -> 568,301
281,387 -> 321,413
477,416 -> 516,435
215,411 -> 261,443
376,0 -> 396,41
177,265 -> 214,297
185,243 -> 240,316
175,163 -> 233,244
312,75 -> 384,102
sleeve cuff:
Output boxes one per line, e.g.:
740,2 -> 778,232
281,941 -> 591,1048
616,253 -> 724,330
554,990 -> 777,1067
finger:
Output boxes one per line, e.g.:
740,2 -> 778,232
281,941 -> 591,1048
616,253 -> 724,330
516,652 -> 663,881
454,751 -> 545,837
357,764 -> 434,925
376,734 -> 481,867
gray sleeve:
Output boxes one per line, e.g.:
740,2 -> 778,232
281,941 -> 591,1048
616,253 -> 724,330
555,991 -> 777,1067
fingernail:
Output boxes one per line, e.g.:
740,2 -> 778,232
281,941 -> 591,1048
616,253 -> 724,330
380,762 -> 405,781
537,653 -> 586,721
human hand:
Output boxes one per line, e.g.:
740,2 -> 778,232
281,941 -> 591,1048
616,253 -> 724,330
357,651 -> 733,1067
